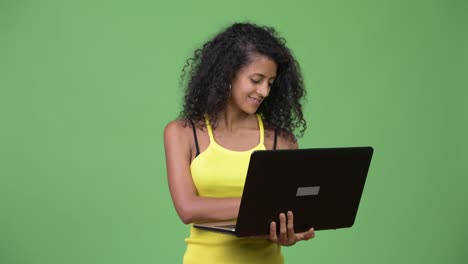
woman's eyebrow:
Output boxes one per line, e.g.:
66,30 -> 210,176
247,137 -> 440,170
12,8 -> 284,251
251,73 -> 277,79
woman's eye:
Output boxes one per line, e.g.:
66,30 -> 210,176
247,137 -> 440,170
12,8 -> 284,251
251,79 -> 261,84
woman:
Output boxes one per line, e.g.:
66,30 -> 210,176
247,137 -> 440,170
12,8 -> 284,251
164,22 -> 315,264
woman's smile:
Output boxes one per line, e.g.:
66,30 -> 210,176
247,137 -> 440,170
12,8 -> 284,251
248,96 -> 263,105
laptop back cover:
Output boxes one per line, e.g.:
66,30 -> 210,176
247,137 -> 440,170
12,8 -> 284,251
234,146 -> 374,237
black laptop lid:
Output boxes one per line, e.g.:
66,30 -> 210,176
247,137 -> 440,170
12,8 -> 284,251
235,146 -> 374,237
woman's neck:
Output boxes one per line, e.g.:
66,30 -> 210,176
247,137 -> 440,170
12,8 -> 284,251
216,108 -> 256,133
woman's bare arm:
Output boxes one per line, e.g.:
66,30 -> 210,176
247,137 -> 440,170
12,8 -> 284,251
164,120 -> 240,224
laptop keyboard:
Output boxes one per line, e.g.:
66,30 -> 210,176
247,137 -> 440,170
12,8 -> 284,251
217,224 -> 236,230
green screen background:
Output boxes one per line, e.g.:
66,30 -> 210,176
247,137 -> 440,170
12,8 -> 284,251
1,0 -> 467,263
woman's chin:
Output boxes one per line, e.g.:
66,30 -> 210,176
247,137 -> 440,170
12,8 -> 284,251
242,107 -> 259,115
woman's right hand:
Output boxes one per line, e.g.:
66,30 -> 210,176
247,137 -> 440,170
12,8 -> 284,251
268,211 -> 315,246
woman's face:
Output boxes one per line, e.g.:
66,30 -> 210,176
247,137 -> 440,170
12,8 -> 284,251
228,54 -> 277,114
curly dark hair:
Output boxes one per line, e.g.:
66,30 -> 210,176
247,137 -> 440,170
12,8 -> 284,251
179,22 -> 307,138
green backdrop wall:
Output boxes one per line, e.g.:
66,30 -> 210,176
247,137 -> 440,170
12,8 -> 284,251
1,0 -> 467,263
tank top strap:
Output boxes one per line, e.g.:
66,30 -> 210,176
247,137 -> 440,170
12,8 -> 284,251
256,114 -> 265,146
204,114 -> 216,143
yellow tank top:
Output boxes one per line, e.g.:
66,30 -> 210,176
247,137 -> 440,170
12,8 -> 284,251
183,114 -> 283,264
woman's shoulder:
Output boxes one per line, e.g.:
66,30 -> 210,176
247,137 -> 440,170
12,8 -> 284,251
164,119 -> 209,160
164,119 -> 207,142
163,119 -> 193,144
164,118 -> 206,131
263,123 -> 298,150
276,130 -> 298,149
165,119 -> 188,133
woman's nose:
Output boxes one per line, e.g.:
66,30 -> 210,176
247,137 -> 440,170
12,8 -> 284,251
257,82 -> 270,97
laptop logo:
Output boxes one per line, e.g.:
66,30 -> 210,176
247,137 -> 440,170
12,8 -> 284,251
296,186 -> 320,196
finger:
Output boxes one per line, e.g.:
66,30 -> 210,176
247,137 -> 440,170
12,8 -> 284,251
270,221 -> 278,242
306,228 -> 315,240
294,228 -> 314,241
279,213 -> 287,242
286,211 -> 295,242
302,228 -> 315,241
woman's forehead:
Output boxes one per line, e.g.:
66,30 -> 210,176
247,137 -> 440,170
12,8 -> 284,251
239,55 -> 277,78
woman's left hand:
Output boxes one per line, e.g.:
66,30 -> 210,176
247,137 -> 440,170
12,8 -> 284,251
269,211 -> 315,246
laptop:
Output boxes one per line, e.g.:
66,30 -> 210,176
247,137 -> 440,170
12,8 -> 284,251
194,146 -> 374,237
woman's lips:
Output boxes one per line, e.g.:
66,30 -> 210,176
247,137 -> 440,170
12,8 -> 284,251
249,96 -> 262,105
